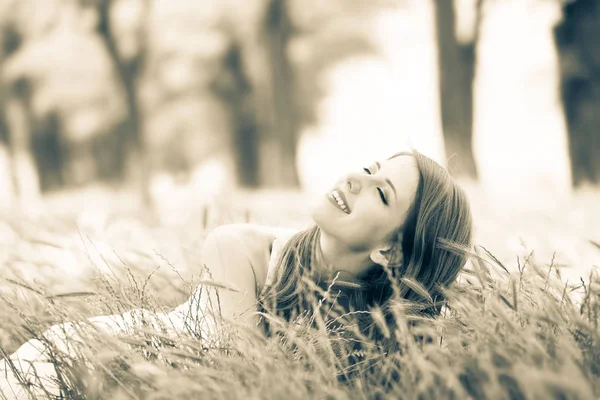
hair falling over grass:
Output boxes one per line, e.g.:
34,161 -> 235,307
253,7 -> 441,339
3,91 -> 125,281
1,242 -> 600,399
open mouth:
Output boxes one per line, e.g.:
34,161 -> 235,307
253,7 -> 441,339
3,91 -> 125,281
330,190 -> 351,214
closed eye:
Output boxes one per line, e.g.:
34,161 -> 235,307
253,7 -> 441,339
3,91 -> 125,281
362,167 -> 388,206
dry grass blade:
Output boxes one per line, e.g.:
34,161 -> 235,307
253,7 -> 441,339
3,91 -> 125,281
160,348 -> 206,363
589,239 -> 600,251
400,277 -> 433,303
370,308 -> 391,339
27,237 -> 66,249
460,268 -> 477,278
477,245 -> 510,275
195,280 -> 240,293
437,239 -> 492,268
471,247 -> 493,287
46,292 -> 99,299
4,278 -> 45,296
498,294 -> 516,311
511,278 -> 518,312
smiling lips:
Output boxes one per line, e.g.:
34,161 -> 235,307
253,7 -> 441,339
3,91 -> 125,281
331,189 -> 351,214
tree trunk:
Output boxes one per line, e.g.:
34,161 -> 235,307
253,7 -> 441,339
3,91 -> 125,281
0,120 -> 14,209
5,79 -> 41,210
211,41 -> 260,188
554,0 -> 600,186
259,0 -> 300,188
0,28 -> 16,209
228,0 -> 300,188
31,112 -> 65,192
433,0 -> 479,179
96,0 -> 152,205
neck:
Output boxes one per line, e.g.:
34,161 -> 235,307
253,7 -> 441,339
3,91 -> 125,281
317,230 -> 374,281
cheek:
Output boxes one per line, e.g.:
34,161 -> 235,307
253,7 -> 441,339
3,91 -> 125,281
339,216 -> 389,249
348,205 -> 399,243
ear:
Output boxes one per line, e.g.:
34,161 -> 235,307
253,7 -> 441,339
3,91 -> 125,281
370,232 -> 404,268
369,248 -> 391,267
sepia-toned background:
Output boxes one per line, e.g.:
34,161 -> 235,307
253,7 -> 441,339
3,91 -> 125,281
0,0 -> 599,291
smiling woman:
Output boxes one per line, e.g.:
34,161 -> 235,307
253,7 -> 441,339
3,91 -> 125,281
0,149 -> 473,398
259,150 -> 473,333
312,154 -> 420,259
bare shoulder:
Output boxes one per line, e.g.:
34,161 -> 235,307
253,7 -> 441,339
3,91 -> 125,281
203,224 -> 292,288
206,223 -> 281,250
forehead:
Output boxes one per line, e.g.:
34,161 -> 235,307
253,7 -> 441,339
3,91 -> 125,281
377,155 -> 420,208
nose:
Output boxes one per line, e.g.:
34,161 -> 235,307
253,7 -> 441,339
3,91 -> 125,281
344,172 -> 385,194
344,172 -> 369,194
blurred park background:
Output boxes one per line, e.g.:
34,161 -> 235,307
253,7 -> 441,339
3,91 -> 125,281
0,0 -> 599,293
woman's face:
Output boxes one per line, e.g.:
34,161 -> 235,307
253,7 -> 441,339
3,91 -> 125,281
311,155 -> 420,252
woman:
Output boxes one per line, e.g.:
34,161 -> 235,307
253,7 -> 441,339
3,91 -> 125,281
0,150 -> 473,398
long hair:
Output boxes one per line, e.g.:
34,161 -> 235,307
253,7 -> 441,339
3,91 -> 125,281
258,149 -> 473,347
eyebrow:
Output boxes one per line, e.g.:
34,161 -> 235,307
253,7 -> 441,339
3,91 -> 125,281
374,162 -> 397,200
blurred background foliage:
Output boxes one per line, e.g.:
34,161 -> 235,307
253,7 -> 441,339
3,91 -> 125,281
0,0 -> 598,212
0,0 -> 397,205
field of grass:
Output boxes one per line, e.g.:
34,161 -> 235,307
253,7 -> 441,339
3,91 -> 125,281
0,183 -> 599,399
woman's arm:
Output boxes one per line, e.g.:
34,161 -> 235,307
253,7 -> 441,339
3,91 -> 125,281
169,224 -> 274,339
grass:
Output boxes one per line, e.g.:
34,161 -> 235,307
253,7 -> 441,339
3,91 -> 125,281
0,185 -> 599,399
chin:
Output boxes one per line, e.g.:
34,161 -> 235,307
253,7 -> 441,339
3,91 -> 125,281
310,202 -> 336,233
310,203 -> 327,228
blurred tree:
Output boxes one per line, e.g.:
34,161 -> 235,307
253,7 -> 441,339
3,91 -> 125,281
4,78 -> 41,207
2,0 -> 233,203
555,0 -> 600,186
224,0 -> 393,188
1,12 -> 64,197
142,1 -> 233,194
94,0 -> 152,205
260,0 -> 299,187
3,0 -> 128,194
0,17 -> 18,209
0,113 -> 12,209
211,41 -> 260,187
0,9 -> 41,209
433,0 -> 481,179
32,112 -> 65,192
224,0 -> 299,188
0,0 -> 409,197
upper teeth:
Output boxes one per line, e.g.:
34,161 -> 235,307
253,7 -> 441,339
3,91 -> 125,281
332,190 -> 349,213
